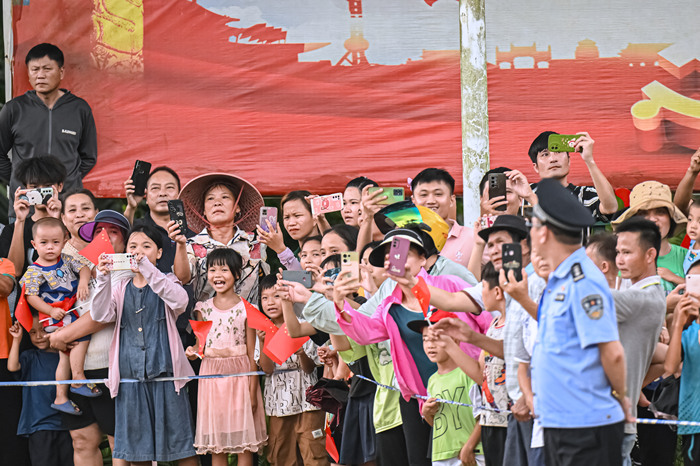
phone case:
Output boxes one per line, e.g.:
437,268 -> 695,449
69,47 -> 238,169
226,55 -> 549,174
282,270 -> 314,288
20,187 -> 54,205
311,193 -> 344,216
502,243 -> 523,281
547,134 -> 581,153
131,160 -> 152,197
686,274 -> 700,296
488,173 -> 507,212
387,237 -> 410,277
369,187 -> 405,206
259,206 -> 278,232
341,252 -> 360,284
108,253 -> 136,271
168,200 -> 188,233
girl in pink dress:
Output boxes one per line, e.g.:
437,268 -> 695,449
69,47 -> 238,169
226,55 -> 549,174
186,248 -> 267,466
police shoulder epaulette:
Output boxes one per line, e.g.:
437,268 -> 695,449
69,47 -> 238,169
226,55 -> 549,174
571,263 -> 585,282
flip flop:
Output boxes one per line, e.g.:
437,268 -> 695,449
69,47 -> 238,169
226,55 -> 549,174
70,383 -> 102,398
51,400 -> 83,416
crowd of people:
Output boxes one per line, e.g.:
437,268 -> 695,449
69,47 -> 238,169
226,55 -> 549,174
0,43 -> 699,466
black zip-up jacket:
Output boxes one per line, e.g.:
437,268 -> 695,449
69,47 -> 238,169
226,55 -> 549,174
0,89 -> 97,195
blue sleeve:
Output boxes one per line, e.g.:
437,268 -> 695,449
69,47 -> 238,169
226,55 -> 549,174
572,277 -> 619,349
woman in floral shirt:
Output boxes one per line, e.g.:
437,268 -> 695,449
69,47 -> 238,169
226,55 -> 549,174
171,173 -> 269,305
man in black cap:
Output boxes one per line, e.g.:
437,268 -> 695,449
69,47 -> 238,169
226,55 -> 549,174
527,178 -> 631,466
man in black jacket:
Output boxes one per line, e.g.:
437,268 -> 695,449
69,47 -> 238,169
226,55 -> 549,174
0,43 -> 97,217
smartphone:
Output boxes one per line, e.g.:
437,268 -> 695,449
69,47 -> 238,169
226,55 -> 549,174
686,275 -> 700,296
341,252 -> 360,286
168,199 -> 188,234
387,236 -> 410,277
547,134 -> 581,153
488,173 -> 507,212
368,187 -> 405,206
19,187 -> 54,205
282,270 -> 314,288
502,243 -> 523,282
311,193 -> 344,216
108,253 -> 136,271
131,160 -> 152,197
259,206 -> 278,232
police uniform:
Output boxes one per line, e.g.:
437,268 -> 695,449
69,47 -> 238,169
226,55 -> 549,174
531,179 -> 625,466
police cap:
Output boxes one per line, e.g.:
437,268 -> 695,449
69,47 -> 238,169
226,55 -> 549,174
533,178 -> 595,233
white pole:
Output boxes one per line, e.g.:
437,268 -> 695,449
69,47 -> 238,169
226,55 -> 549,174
459,0 -> 489,225
2,0 -> 12,104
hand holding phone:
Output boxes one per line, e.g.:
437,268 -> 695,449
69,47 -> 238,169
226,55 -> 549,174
282,270 -> 314,288
367,187 -> 405,206
547,134 -> 582,153
341,252 -> 360,287
387,237 -> 410,277
107,253 -> 137,271
502,243 -> 523,282
168,200 -> 188,234
259,206 -> 278,233
19,187 -> 54,205
131,160 -> 152,197
488,173 -> 507,212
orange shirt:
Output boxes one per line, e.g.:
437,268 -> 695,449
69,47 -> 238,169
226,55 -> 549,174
0,258 -> 16,359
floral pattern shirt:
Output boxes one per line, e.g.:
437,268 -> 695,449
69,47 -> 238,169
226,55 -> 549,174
186,228 -> 269,306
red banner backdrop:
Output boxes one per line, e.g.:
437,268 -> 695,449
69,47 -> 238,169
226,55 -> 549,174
8,0 -> 699,197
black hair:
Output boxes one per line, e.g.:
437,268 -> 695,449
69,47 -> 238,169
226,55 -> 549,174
128,224 -> 163,250
481,261 -> 500,289
544,222 -> 583,246
411,168 -> 455,195
321,253 -> 342,270
528,131 -> 558,163
61,188 -> 97,214
614,217 -> 661,262
478,167 -> 512,195
148,166 -> 182,191
345,176 -> 378,191
25,43 -> 64,67
258,274 -> 279,315
15,154 -> 67,187
281,190 -> 312,215
688,261 -> 700,275
585,232 -> 617,264
206,248 -> 243,282
690,198 -> 700,211
411,227 -> 437,258
323,224 -> 359,252
300,235 -> 322,250
359,240 -> 382,261
32,217 -> 68,239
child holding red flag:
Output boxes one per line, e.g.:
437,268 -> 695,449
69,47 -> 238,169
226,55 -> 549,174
186,248 -> 267,466
255,274 -> 327,466
20,217 -> 94,416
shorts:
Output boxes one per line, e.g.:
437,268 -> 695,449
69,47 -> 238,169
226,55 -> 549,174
376,425 -> 409,466
61,368 -> 115,436
544,422 -> 624,466
28,430 -> 74,466
267,410 -> 327,466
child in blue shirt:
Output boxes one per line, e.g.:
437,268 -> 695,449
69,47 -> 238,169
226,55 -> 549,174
8,317 -> 74,466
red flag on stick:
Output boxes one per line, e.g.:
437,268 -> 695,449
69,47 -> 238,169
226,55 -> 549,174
264,323 -> 309,365
411,276 -> 431,316
242,299 -> 278,335
189,320 -> 213,358
79,229 -> 115,265
15,285 -> 33,332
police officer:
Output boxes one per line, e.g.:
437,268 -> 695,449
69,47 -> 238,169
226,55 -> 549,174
528,178 -> 632,466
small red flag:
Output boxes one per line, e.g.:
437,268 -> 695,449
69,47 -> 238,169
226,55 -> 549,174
411,276 -> 431,316
263,323 -> 309,365
242,298 -> 278,335
325,424 -> 339,462
189,320 -> 213,357
15,284 -> 33,332
79,229 -> 115,265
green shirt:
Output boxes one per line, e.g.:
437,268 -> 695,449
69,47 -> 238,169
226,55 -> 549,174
427,368 -> 483,461
339,339 -> 402,433
658,243 -> 687,293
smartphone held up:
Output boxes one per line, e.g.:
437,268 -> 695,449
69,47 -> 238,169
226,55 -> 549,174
502,243 -> 523,282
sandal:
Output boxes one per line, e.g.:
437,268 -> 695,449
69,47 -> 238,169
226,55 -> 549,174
70,383 -> 102,398
51,400 -> 83,416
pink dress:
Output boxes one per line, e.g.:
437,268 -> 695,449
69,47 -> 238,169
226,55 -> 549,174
193,299 -> 267,454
